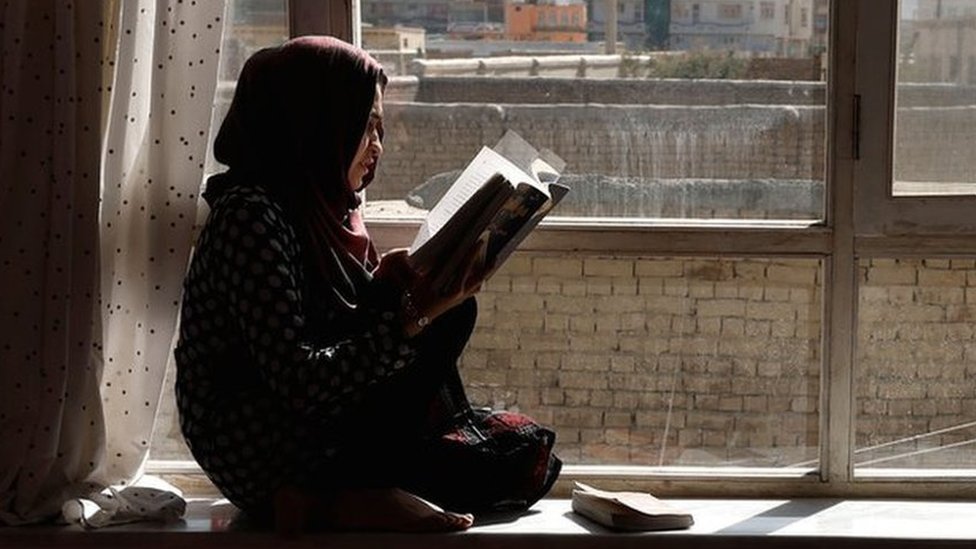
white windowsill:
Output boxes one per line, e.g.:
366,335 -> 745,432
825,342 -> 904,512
5,497 -> 976,549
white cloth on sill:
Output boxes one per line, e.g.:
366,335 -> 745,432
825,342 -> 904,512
61,476 -> 186,529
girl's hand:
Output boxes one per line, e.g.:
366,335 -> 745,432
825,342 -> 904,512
374,243 -> 487,337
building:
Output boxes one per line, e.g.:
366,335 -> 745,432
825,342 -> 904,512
362,0 -> 451,34
917,0 -> 976,20
362,24 -> 427,75
586,0 -> 651,50
506,0 -> 588,43
669,0 -> 815,58
447,1 -> 506,40
906,0 -> 976,84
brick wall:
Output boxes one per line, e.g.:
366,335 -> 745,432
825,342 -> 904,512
856,258 -> 976,468
460,254 -> 823,466
152,255 -> 976,469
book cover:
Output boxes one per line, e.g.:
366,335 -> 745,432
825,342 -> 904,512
571,482 -> 694,532
408,131 -> 569,293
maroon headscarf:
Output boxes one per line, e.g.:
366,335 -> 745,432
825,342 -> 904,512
207,36 -> 387,311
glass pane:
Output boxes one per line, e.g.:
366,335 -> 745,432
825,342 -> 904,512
465,255 -> 821,468
856,258 -> 976,472
894,1 -> 976,196
361,0 -> 829,221
150,0 -> 288,463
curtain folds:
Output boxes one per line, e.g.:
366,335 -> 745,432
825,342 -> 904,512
0,0 -> 227,525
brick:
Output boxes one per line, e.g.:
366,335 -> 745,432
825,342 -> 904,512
635,260 -> 683,277
746,301 -> 796,321
541,388 -> 564,405
637,277 -> 664,295
646,295 -> 692,314
590,390 -> 614,407
586,277 -> 613,295
584,258 -> 634,277
612,278 -> 639,296
543,313 -> 569,332
495,294 -> 545,312
536,276 -> 562,294
546,295 -> 592,314
763,287 -> 792,302
595,295 -> 647,313
918,269 -> 966,287
697,299 -> 746,317
521,335 -> 570,351
562,354 -> 609,371
767,265 -> 817,285
746,319 -> 771,337
499,254 -> 532,275
866,266 -> 916,285
734,262 -> 767,280
698,317 -> 722,335
559,372 -> 608,390
663,279 -> 689,296
534,257 -> 581,276
564,389 -> 590,407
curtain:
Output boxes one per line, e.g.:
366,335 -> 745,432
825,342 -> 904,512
0,0 -> 226,525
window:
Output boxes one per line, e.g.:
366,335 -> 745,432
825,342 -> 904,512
761,2 -> 775,20
892,3 -> 976,197
358,0 -> 829,476
673,2 -> 689,19
719,4 -> 743,20
150,0 -> 976,499
801,7 -> 808,27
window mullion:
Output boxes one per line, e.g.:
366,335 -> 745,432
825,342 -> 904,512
822,0 -> 859,487
287,0 -> 355,42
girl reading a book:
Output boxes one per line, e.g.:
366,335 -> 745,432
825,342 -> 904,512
174,36 -> 561,534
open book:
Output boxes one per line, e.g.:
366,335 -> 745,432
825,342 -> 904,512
571,482 -> 694,532
408,131 -> 569,293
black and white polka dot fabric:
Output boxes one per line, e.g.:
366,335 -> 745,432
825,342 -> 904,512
174,183 -> 415,512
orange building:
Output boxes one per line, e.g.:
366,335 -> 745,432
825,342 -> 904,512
505,0 -> 587,43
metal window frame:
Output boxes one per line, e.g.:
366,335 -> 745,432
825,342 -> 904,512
151,0 -> 976,498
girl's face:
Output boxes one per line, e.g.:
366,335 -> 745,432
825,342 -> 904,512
347,83 -> 384,193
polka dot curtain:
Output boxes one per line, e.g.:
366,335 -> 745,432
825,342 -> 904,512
0,0 -> 226,524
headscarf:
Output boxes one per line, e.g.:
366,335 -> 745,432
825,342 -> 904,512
205,36 -> 387,312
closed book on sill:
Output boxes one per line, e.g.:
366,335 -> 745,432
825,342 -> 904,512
571,482 -> 694,532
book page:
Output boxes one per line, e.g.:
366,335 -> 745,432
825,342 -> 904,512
409,146 -> 545,254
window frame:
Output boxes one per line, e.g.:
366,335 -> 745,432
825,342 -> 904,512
853,0 -> 976,236
149,0 -> 976,499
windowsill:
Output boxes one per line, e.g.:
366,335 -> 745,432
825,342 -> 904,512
6,497 -> 976,548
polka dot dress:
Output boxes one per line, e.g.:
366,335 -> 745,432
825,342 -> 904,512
174,183 -> 416,513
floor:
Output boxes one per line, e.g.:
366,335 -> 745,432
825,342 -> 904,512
4,497 -> 976,548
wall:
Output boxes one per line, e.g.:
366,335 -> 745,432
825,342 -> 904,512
152,77 -> 976,468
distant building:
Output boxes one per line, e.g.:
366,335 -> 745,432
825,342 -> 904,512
908,0 -> 976,84
917,0 -> 976,20
447,1 -> 506,40
587,0 -> 652,50
362,24 -> 427,53
586,1 -> 673,51
669,0 -> 815,58
506,0 -> 588,43
362,0 -> 451,34
810,0 -> 828,55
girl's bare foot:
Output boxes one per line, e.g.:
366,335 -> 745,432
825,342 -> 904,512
273,485 -> 313,537
322,487 -> 473,532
